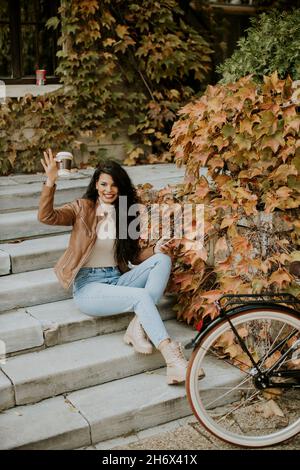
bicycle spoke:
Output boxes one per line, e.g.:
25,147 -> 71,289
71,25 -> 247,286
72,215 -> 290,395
200,344 -> 254,377
216,390 -> 261,425
204,375 -> 253,409
259,322 -> 288,366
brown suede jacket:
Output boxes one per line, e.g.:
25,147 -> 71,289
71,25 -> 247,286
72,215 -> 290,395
38,183 -> 154,289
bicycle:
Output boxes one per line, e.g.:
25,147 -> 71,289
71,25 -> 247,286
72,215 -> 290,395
185,293 -> 300,448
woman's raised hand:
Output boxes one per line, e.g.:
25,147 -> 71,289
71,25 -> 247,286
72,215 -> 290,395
41,149 -> 58,186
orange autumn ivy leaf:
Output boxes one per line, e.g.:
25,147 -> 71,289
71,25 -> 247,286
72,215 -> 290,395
78,0 -> 99,15
195,177 -> 210,199
220,276 -> 244,292
276,186 -> 293,199
201,290 -> 223,303
270,164 -> 298,183
215,255 -> 234,273
185,249 -> 208,265
269,268 -> 293,288
220,216 -> 237,229
203,303 -> 219,320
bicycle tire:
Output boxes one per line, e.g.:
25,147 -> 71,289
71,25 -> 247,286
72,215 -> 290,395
186,308 -> 300,448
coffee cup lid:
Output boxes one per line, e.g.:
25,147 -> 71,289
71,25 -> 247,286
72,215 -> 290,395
55,151 -> 73,161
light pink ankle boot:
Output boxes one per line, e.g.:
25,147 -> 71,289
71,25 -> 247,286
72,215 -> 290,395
123,315 -> 153,354
158,340 -> 205,385
158,340 -> 188,384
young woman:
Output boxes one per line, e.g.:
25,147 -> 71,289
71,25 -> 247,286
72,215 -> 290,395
38,149 -> 190,385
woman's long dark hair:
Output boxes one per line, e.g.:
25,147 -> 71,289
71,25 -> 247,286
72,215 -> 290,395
82,160 -> 141,267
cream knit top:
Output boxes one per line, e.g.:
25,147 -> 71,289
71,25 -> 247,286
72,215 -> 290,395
83,201 -> 118,268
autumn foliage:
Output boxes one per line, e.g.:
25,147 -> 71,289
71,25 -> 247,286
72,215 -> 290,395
0,0 -> 212,175
161,73 -> 300,325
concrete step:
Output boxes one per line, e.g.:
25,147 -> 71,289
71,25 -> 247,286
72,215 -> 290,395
0,209 -> 71,242
0,369 -> 15,412
0,354 -> 242,450
80,415 -> 196,450
0,164 -> 184,187
0,178 -> 89,213
0,320 -> 194,408
0,234 -> 69,274
0,309 -> 44,355
0,164 -> 185,213
0,368 -> 188,450
0,268 -> 71,312
0,295 -> 176,354
0,172 -> 84,186
0,176 -> 18,186
0,249 -> 10,275
0,393 -> 90,450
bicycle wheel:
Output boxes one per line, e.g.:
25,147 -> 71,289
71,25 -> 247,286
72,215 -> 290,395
187,308 -> 300,448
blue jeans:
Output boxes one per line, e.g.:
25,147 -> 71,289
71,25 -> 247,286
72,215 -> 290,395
73,253 -> 172,347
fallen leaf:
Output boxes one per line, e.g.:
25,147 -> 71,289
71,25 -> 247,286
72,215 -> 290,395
257,399 -> 284,418
264,351 -> 282,369
214,330 -> 235,348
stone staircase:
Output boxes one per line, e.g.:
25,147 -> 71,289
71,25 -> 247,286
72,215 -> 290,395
0,164 -> 199,450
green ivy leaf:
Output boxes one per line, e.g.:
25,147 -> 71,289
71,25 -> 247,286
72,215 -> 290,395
222,124 -> 235,138
46,16 -> 60,30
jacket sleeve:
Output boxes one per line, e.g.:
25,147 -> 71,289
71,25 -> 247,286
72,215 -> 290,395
37,183 -> 77,226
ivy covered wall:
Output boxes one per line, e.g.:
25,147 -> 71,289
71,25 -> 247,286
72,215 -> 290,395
0,0 -> 213,175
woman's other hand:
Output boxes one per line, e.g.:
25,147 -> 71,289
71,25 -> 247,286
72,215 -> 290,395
41,148 -> 58,187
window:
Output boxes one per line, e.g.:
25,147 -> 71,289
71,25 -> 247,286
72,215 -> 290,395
0,0 -> 59,82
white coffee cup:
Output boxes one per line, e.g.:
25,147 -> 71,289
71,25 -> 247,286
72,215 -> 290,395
55,151 -> 73,177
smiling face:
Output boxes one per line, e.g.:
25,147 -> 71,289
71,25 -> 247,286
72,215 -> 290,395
96,172 -> 119,204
